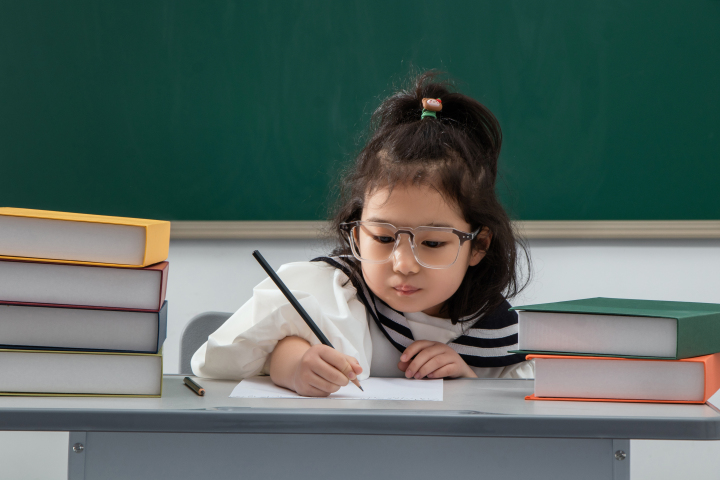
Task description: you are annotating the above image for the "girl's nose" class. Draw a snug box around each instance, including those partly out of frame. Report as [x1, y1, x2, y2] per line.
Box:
[392, 234, 420, 275]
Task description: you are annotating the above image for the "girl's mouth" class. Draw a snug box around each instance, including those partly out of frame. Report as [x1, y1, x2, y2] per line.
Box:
[393, 285, 420, 296]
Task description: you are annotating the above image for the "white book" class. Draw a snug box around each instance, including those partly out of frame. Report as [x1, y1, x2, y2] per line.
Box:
[0, 303, 167, 353]
[0, 259, 168, 311]
[518, 310, 678, 358]
[0, 208, 169, 267]
[0, 349, 162, 396]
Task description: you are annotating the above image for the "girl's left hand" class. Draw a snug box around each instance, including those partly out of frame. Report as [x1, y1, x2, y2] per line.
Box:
[398, 341, 477, 379]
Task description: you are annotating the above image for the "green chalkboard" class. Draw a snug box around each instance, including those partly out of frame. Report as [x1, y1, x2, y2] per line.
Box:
[1, 1, 719, 221]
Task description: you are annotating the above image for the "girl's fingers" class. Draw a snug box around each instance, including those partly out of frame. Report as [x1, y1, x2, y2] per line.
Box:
[415, 354, 456, 379]
[294, 345, 362, 396]
[404, 345, 447, 378]
[426, 364, 456, 379]
[343, 355, 363, 377]
[300, 383, 331, 397]
[307, 372, 342, 394]
[349, 359, 363, 375]
[314, 347, 358, 385]
[400, 340, 436, 362]
[313, 359, 351, 386]
[339, 362, 357, 381]
[400, 341, 437, 374]
[413, 352, 455, 379]
[397, 360, 409, 372]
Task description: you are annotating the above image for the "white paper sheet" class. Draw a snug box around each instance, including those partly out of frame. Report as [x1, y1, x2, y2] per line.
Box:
[230, 376, 443, 401]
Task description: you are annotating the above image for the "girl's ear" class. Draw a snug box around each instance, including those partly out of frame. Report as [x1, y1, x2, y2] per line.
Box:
[469, 227, 492, 267]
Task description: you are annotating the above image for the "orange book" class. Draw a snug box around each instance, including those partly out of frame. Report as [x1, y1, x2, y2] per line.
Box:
[0, 208, 170, 268]
[526, 352, 720, 404]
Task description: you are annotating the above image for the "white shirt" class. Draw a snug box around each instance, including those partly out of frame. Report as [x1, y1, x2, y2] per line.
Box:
[191, 261, 534, 380]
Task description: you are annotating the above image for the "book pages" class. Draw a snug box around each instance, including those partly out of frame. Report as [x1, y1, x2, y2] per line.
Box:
[0, 215, 145, 265]
[519, 311, 677, 357]
[535, 357, 705, 401]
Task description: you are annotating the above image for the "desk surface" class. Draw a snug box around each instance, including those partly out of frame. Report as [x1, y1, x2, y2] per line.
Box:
[0, 376, 718, 440]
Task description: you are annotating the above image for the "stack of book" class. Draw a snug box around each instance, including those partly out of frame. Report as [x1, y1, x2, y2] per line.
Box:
[511, 297, 720, 404]
[0, 208, 170, 397]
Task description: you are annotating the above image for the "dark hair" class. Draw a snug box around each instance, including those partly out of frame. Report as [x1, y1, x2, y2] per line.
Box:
[329, 71, 529, 324]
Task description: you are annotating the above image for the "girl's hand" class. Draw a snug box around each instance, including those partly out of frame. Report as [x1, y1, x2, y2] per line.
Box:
[398, 340, 477, 379]
[292, 344, 363, 397]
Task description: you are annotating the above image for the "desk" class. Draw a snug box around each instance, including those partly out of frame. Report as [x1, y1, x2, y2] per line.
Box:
[0, 376, 718, 480]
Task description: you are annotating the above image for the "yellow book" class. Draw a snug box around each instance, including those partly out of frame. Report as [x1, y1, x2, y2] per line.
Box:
[0, 208, 170, 268]
[0, 348, 163, 397]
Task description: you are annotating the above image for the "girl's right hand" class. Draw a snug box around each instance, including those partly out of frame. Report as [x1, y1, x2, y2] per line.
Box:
[291, 344, 363, 397]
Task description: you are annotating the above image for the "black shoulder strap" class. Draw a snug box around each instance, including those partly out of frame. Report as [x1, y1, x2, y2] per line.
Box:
[449, 300, 527, 368]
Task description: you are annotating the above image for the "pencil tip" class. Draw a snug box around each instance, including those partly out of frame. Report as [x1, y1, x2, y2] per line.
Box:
[358, 385, 364, 392]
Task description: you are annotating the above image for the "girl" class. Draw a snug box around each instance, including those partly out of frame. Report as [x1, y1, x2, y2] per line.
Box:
[191, 72, 532, 396]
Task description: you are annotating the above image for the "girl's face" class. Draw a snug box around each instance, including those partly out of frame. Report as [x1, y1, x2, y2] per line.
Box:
[359, 184, 489, 317]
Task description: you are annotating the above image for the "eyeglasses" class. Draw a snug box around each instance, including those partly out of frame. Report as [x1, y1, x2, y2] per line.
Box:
[339, 221, 481, 269]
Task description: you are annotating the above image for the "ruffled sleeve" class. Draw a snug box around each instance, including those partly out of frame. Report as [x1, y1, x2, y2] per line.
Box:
[191, 261, 372, 381]
[498, 359, 535, 379]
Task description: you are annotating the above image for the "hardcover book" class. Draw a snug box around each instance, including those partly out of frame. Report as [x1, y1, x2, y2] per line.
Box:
[0, 348, 163, 397]
[511, 298, 720, 359]
[0, 259, 168, 311]
[527, 353, 720, 404]
[0, 208, 170, 267]
[0, 301, 167, 353]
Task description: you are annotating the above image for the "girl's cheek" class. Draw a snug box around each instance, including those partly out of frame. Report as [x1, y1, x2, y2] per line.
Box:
[361, 263, 387, 293]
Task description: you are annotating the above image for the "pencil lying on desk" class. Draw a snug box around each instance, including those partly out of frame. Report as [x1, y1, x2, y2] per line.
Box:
[183, 376, 205, 396]
[252, 250, 363, 391]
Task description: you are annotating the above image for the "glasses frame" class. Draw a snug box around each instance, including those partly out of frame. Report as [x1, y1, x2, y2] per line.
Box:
[339, 221, 482, 269]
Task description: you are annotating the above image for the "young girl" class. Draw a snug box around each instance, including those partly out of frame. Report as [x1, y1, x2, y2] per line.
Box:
[191, 72, 532, 396]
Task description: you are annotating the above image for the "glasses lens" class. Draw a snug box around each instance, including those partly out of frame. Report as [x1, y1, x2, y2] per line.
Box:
[414, 229, 462, 267]
[353, 223, 396, 262]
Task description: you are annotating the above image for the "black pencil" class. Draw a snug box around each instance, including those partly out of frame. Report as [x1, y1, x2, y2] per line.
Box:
[252, 250, 363, 391]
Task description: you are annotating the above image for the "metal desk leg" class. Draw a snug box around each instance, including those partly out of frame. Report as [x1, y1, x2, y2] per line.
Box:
[613, 439, 631, 480]
[68, 431, 87, 480]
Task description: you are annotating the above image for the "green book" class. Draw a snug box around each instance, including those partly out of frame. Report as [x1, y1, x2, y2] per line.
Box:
[510, 298, 720, 360]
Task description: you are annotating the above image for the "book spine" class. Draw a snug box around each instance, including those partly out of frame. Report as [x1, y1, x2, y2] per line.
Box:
[156, 301, 168, 354]
[143, 222, 171, 266]
[677, 313, 720, 359]
[158, 263, 169, 309]
[702, 352, 720, 401]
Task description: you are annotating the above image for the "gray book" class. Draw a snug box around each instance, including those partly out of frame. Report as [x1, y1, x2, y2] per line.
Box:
[0, 301, 167, 354]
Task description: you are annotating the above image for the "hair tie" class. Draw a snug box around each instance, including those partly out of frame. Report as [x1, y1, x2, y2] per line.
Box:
[421, 98, 442, 119]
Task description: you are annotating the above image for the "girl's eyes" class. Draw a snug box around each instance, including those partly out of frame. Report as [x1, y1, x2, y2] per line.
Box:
[421, 241, 447, 248]
[369, 234, 448, 248]
[373, 235, 395, 244]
